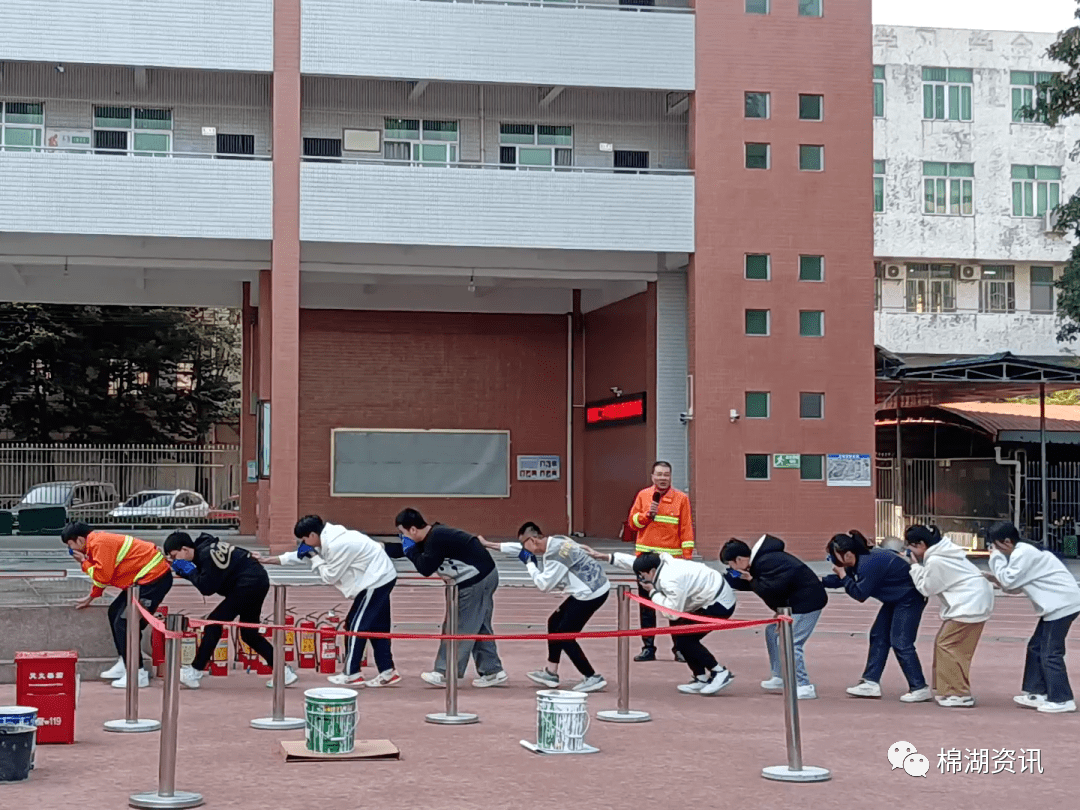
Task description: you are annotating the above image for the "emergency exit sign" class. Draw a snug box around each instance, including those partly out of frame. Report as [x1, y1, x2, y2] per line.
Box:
[773, 454, 801, 469]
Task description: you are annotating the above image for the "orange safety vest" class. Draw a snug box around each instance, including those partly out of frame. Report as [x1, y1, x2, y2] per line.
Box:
[82, 531, 170, 598]
[627, 486, 695, 559]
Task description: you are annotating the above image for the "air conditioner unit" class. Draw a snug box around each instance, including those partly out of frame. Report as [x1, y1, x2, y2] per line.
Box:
[960, 264, 979, 281]
[1045, 209, 1065, 234]
[885, 264, 903, 279]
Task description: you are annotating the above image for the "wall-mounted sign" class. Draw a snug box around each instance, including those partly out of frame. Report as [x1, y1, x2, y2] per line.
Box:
[517, 455, 561, 481]
[246, 460, 258, 484]
[45, 129, 91, 151]
[827, 454, 872, 487]
[257, 401, 271, 479]
[585, 393, 647, 430]
[773, 454, 801, 469]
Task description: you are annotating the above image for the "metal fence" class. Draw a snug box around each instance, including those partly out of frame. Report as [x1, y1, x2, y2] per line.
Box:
[1024, 460, 1080, 554]
[0, 443, 240, 530]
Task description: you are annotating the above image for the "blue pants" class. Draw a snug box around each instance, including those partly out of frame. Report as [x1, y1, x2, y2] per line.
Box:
[766, 609, 822, 686]
[343, 580, 395, 675]
[1022, 611, 1078, 704]
[862, 592, 927, 690]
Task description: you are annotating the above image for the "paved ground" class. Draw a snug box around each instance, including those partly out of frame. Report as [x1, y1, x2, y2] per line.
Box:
[2, 588, 1077, 808]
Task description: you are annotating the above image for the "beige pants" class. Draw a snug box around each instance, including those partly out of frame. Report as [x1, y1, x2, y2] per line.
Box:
[933, 619, 985, 697]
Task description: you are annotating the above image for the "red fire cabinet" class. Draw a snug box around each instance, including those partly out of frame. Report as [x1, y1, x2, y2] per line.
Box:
[15, 651, 78, 744]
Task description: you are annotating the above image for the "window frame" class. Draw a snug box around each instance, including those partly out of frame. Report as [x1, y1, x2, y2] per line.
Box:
[384, 118, 459, 166]
[922, 161, 974, 217]
[93, 106, 173, 157]
[1011, 165, 1061, 218]
[798, 94, 824, 121]
[921, 67, 973, 122]
[745, 92, 770, 120]
[745, 309, 771, 336]
[1030, 266, 1056, 314]
[1010, 71, 1054, 123]
[745, 454, 771, 481]
[799, 255, 824, 282]
[978, 265, 1016, 314]
[799, 310, 825, 337]
[799, 392, 825, 420]
[1, 101, 45, 152]
[873, 159, 886, 213]
[800, 454, 825, 481]
[745, 254, 771, 281]
[798, 0, 823, 17]
[745, 392, 771, 419]
[745, 0, 769, 14]
[745, 142, 770, 170]
[499, 123, 573, 170]
[799, 144, 824, 172]
[905, 263, 958, 313]
[873, 66, 885, 118]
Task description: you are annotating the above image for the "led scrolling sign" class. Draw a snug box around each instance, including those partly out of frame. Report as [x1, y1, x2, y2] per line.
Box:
[585, 392, 647, 430]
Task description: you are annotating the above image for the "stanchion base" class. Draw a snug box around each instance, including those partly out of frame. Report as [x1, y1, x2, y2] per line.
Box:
[250, 717, 305, 730]
[425, 712, 479, 725]
[596, 709, 651, 724]
[129, 789, 204, 809]
[761, 765, 831, 783]
[104, 718, 161, 733]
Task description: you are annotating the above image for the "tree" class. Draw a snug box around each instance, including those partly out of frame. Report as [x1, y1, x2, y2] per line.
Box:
[0, 305, 239, 443]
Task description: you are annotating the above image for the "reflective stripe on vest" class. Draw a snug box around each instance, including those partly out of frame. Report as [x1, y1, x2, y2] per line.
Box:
[134, 553, 165, 584]
[114, 536, 135, 565]
[85, 566, 105, 589]
[681, 540, 695, 548]
[635, 543, 682, 555]
[653, 515, 679, 525]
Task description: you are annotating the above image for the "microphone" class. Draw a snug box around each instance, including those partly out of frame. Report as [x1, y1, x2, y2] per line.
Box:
[652, 490, 662, 504]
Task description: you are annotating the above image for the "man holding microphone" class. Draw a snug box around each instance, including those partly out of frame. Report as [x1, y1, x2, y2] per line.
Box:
[625, 461, 694, 662]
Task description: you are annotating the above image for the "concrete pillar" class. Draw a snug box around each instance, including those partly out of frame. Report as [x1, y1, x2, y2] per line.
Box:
[257, 270, 272, 543]
[571, 289, 586, 533]
[240, 282, 257, 535]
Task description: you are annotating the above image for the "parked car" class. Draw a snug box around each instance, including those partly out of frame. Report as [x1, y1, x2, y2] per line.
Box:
[10, 481, 119, 522]
[108, 489, 210, 521]
[208, 496, 239, 521]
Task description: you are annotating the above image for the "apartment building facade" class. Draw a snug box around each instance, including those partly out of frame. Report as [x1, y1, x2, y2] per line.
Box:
[0, 0, 875, 556]
[873, 25, 1080, 362]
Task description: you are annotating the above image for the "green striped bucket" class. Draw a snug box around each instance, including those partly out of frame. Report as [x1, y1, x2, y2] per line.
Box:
[304, 688, 358, 755]
[535, 690, 590, 753]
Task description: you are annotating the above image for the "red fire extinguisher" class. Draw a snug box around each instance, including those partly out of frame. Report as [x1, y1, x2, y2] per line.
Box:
[255, 621, 273, 675]
[318, 611, 340, 674]
[151, 605, 168, 677]
[209, 626, 229, 676]
[284, 615, 296, 665]
[298, 618, 317, 670]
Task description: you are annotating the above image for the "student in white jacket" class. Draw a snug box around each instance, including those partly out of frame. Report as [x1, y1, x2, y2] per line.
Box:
[258, 515, 400, 687]
[986, 521, 1080, 714]
[483, 522, 609, 693]
[589, 548, 737, 695]
[904, 525, 994, 708]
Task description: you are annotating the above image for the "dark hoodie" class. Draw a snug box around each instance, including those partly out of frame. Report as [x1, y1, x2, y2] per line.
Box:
[187, 533, 267, 597]
[821, 546, 922, 604]
[730, 534, 828, 614]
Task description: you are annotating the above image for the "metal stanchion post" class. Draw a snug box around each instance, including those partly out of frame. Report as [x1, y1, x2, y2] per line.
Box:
[426, 580, 478, 725]
[251, 584, 304, 730]
[597, 584, 650, 723]
[762, 608, 830, 782]
[105, 584, 161, 733]
[130, 614, 204, 809]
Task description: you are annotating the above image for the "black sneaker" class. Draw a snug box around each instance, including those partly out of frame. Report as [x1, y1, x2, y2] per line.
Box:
[634, 647, 657, 662]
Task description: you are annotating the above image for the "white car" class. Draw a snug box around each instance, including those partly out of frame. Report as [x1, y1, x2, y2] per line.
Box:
[108, 490, 210, 520]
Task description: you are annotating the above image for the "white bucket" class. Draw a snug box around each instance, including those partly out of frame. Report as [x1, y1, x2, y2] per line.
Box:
[0, 706, 38, 772]
[535, 690, 590, 754]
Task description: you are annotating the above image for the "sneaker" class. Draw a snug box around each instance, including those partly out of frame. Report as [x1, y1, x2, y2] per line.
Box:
[1037, 699, 1077, 714]
[421, 671, 446, 688]
[266, 665, 299, 689]
[700, 666, 735, 695]
[100, 658, 126, 680]
[761, 676, 784, 692]
[571, 674, 607, 693]
[677, 678, 709, 694]
[900, 687, 933, 703]
[526, 669, 561, 689]
[634, 647, 657, 663]
[797, 684, 818, 700]
[111, 669, 149, 689]
[179, 666, 206, 690]
[365, 669, 401, 688]
[472, 670, 509, 688]
[1013, 692, 1047, 709]
[327, 672, 365, 686]
[936, 695, 975, 708]
[846, 680, 882, 698]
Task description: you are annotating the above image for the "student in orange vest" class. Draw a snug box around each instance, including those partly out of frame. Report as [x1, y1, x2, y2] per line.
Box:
[625, 461, 694, 662]
[63, 521, 173, 689]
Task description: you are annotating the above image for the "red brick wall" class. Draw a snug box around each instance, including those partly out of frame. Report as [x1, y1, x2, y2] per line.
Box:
[582, 291, 655, 537]
[297, 309, 569, 539]
[691, 3, 876, 559]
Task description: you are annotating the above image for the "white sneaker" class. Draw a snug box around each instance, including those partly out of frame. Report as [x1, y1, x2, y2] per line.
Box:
[1013, 692, 1047, 709]
[266, 665, 299, 689]
[761, 676, 784, 691]
[936, 695, 975, 708]
[364, 669, 402, 688]
[797, 684, 818, 700]
[846, 680, 882, 698]
[571, 674, 607, 693]
[111, 669, 149, 689]
[421, 671, 446, 688]
[900, 686, 933, 703]
[472, 670, 509, 688]
[100, 658, 126, 680]
[1037, 699, 1077, 714]
[327, 672, 365, 686]
[677, 678, 708, 694]
[526, 669, 560, 689]
[700, 667, 735, 695]
[179, 666, 206, 690]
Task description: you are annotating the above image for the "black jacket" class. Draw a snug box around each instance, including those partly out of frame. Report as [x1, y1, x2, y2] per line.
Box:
[392, 524, 496, 589]
[188, 533, 267, 597]
[730, 534, 828, 614]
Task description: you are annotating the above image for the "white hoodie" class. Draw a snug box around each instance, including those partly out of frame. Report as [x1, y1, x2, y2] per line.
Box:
[280, 523, 396, 598]
[907, 537, 994, 623]
[499, 536, 610, 601]
[611, 552, 735, 615]
[989, 543, 1080, 622]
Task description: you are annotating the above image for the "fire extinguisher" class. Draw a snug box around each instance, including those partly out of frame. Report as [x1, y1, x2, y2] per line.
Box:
[152, 605, 168, 677]
[284, 615, 296, 665]
[318, 611, 339, 674]
[255, 621, 273, 675]
[180, 616, 196, 668]
[209, 626, 229, 676]
[298, 618, 317, 670]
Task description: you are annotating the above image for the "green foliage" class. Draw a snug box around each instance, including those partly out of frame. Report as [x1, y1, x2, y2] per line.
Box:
[0, 305, 239, 443]
[1009, 389, 1080, 406]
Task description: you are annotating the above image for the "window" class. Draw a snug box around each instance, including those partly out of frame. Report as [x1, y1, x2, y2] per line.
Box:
[800, 455, 824, 481]
[979, 266, 1016, 314]
[745, 254, 770, 280]
[1031, 266, 1055, 314]
[799, 256, 824, 282]
[799, 145, 824, 171]
[745, 392, 770, 419]
[745, 454, 770, 480]
[799, 311, 824, 337]
[874, 262, 884, 311]
[1011, 71, 1054, 122]
[745, 143, 770, 169]
[384, 119, 458, 165]
[499, 124, 572, 169]
[216, 134, 255, 158]
[905, 263, 957, 313]
[614, 150, 649, 173]
[873, 66, 885, 117]
[1, 101, 44, 151]
[303, 137, 343, 160]
[799, 392, 824, 419]
[745, 309, 770, 335]
[176, 362, 195, 393]
[873, 159, 886, 213]
[799, 95, 823, 121]
[745, 92, 770, 119]
[922, 67, 973, 121]
[1011, 165, 1060, 218]
[798, 0, 822, 16]
[93, 107, 172, 156]
[923, 162, 974, 216]
[746, 0, 769, 13]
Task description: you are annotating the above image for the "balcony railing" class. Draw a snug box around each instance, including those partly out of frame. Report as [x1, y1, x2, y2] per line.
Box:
[402, 0, 693, 12]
